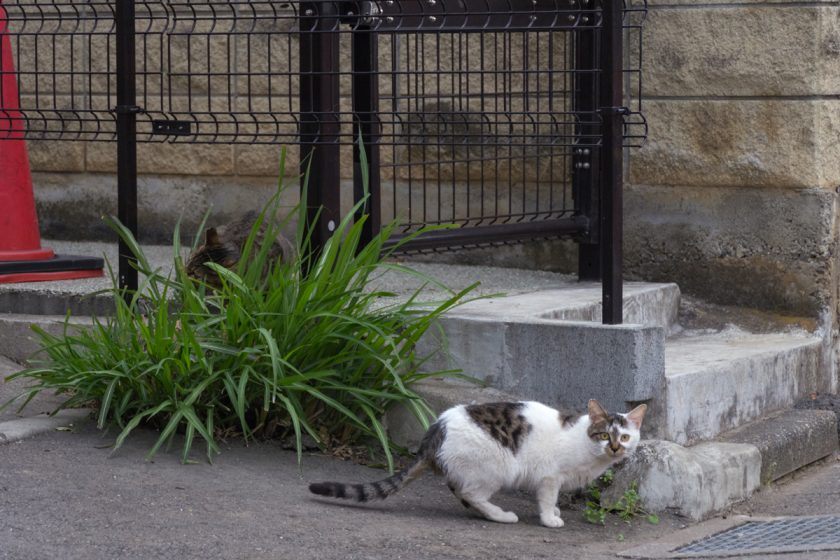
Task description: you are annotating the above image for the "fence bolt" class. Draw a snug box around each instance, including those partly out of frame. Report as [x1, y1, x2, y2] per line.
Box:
[386, 16, 394, 22]
[575, 162, 590, 170]
[581, 16, 589, 23]
[304, 8, 313, 16]
[428, 15, 437, 22]
[568, 15, 575, 21]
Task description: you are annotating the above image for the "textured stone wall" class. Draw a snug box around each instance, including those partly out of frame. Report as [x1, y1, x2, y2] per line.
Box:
[623, 0, 840, 318]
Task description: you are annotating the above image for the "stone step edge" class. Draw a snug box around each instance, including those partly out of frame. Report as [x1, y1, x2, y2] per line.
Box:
[717, 408, 838, 484]
[660, 335, 824, 445]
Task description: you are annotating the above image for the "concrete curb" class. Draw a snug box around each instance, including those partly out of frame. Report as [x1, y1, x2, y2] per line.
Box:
[719, 408, 838, 484]
[0, 408, 92, 445]
[604, 439, 762, 522]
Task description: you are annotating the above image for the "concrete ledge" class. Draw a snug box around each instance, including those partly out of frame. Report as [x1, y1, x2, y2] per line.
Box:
[0, 289, 113, 317]
[0, 408, 91, 445]
[719, 409, 838, 483]
[603, 440, 762, 521]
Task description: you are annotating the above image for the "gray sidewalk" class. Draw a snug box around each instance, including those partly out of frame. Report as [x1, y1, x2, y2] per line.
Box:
[0, 405, 681, 560]
[2, 352, 839, 560]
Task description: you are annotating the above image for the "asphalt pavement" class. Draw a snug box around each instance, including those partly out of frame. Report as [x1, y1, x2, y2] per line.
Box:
[2, 355, 839, 560]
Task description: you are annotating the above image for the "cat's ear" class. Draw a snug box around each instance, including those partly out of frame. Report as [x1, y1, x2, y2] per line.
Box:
[587, 399, 608, 421]
[625, 404, 648, 429]
[204, 227, 220, 246]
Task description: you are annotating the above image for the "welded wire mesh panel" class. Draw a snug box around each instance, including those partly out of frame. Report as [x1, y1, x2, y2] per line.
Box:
[0, 1, 117, 141]
[0, 0, 646, 259]
[0, 0, 307, 144]
[370, 1, 592, 238]
[376, 29, 580, 231]
[135, 1, 302, 144]
[623, 0, 646, 147]
[367, 0, 646, 240]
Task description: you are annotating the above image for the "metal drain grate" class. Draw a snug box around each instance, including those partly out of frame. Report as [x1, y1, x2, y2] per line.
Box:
[676, 515, 840, 555]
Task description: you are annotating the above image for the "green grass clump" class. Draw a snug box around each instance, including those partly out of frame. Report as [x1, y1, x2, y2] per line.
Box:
[3, 148, 477, 469]
[583, 469, 660, 526]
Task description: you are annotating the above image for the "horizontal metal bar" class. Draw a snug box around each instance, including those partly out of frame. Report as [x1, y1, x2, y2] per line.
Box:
[385, 217, 588, 252]
[354, 0, 602, 33]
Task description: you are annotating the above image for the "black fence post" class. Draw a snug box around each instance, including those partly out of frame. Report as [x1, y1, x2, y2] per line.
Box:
[599, 0, 624, 324]
[300, 2, 342, 257]
[115, 0, 138, 295]
[573, 21, 600, 282]
[351, 25, 380, 247]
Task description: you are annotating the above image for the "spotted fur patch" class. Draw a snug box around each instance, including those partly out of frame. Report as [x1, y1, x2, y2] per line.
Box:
[466, 402, 531, 454]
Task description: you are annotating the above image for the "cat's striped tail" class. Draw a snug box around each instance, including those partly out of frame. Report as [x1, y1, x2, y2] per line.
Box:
[308, 458, 427, 502]
[308, 420, 446, 502]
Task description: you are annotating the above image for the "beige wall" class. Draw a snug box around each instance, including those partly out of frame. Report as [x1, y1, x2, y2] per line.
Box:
[618, 0, 840, 320]
[630, 1, 840, 190]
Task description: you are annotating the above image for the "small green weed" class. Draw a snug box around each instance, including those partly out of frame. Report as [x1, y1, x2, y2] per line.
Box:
[583, 469, 660, 526]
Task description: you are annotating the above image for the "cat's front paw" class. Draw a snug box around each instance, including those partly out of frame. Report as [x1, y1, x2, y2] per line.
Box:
[493, 511, 519, 524]
[540, 514, 565, 528]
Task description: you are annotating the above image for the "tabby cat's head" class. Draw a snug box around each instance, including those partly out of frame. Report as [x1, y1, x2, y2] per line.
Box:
[586, 400, 646, 459]
[185, 227, 240, 288]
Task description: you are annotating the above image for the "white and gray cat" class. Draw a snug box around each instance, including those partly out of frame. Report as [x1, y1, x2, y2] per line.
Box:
[309, 399, 647, 528]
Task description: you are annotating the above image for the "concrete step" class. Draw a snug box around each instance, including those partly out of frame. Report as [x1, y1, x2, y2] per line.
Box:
[718, 408, 838, 484]
[414, 281, 678, 422]
[662, 330, 823, 445]
[449, 281, 680, 333]
[0, 239, 179, 316]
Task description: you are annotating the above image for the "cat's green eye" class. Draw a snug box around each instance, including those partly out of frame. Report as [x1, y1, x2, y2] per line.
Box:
[620, 434, 630, 442]
[598, 433, 610, 441]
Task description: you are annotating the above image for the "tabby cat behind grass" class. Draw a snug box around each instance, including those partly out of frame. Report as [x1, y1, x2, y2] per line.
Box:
[186, 211, 295, 288]
[309, 399, 646, 528]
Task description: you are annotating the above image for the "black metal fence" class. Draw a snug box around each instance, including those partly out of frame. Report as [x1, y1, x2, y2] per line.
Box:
[0, 0, 646, 323]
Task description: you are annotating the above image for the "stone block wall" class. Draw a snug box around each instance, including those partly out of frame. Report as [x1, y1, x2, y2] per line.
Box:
[624, 0, 840, 318]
